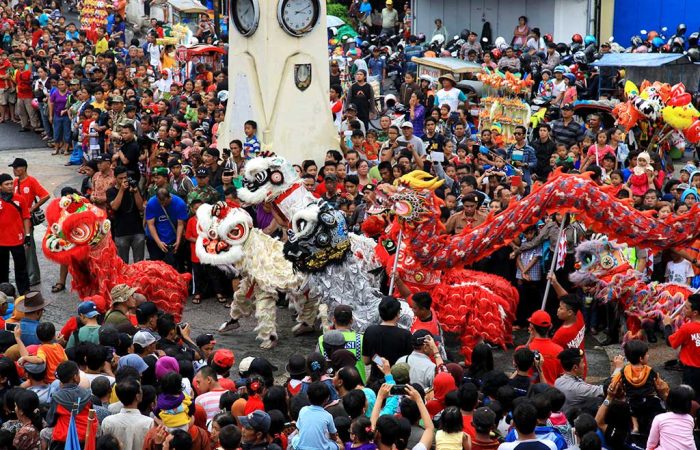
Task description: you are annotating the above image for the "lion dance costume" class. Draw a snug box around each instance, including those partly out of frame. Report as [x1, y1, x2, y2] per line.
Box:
[42, 194, 191, 320]
[195, 202, 305, 349]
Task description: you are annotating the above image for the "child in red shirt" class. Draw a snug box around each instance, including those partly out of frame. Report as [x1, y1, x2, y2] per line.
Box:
[185, 198, 204, 304]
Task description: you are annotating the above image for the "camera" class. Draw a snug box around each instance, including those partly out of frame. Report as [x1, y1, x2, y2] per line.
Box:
[390, 385, 407, 395]
[128, 177, 137, 189]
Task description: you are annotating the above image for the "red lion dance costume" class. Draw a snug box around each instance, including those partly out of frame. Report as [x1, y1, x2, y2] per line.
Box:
[375, 170, 700, 361]
[42, 194, 191, 320]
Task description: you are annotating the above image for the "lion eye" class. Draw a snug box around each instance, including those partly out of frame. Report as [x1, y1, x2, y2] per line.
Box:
[254, 172, 266, 182]
[227, 224, 246, 241]
[295, 219, 307, 232]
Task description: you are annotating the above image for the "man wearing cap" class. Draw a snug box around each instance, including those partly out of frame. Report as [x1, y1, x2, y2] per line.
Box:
[147, 167, 175, 200]
[169, 158, 195, 199]
[380, 0, 398, 35]
[238, 410, 279, 450]
[551, 104, 584, 148]
[67, 301, 102, 348]
[133, 330, 160, 386]
[90, 154, 116, 208]
[145, 188, 188, 268]
[396, 330, 442, 389]
[188, 168, 220, 207]
[0, 172, 31, 294]
[317, 305, 367, 383]
[398, 121, 426, 157]
[339, 104, 366, 135]
[10, 158, 50, 287]
[108, 166, 146, 263]
[526, 310, 563, 385]
[104, 284, 138, 332]
[434, 74, 467, 114]
[346, 69, 376, 129]
[108, 95, 127, 140]
[444, 192, 485, 235]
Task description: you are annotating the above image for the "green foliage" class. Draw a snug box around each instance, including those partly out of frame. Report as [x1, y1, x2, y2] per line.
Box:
[327, 2, 350, 24]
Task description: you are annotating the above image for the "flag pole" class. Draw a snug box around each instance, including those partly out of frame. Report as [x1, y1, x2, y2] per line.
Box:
[541, 213, 568, 310]
[388, 229, 403, 295]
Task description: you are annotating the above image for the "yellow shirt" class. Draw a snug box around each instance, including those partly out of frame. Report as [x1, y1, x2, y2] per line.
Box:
[92, 100, 107, 111]
[95, 38, 109, 55]
[158, 393, 192, 429]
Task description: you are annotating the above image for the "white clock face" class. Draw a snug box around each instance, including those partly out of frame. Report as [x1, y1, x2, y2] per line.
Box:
[232, 0, 259, 36]
[278, 0, 319, 37]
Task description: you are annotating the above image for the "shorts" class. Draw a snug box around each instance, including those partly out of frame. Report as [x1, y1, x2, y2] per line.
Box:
[7, 88, 16, 104]
[0, 89, 7, 106]
[53, 115, 72, 144]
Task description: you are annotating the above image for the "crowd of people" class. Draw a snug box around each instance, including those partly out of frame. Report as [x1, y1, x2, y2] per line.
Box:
[0, 0, 699, 450]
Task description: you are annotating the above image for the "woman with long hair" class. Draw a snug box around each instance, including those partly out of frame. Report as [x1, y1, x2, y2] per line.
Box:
[12, 390, 41, 450]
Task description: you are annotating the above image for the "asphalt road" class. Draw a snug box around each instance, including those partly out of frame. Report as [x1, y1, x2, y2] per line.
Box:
[0, 144, 683, 387]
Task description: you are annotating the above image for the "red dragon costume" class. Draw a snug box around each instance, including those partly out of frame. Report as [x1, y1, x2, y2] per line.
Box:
[42, 194, 191, 320]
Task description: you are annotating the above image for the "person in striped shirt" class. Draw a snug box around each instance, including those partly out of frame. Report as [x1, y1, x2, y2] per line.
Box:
[194, 365, 227, 420]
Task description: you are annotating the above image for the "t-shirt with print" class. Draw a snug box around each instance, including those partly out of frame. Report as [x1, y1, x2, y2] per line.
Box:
[13, 176, 49, 210]
[37, 342, 68, 383]
[666, 259, 694, 284]
[498, 439, 557, 450]
[669, 321, 700, 367]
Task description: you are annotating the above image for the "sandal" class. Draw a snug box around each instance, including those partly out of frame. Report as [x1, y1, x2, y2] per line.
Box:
[216, 295, 228, 304]
[51, 283, 65, 293]
[192, 295, 202, 305]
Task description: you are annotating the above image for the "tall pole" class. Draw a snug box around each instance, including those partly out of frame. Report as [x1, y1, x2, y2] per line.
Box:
[388, 229, 403, 295]
[541, 214, 567, 310]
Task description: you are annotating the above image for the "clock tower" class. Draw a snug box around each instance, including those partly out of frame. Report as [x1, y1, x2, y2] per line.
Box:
[220, 0, 338, 162]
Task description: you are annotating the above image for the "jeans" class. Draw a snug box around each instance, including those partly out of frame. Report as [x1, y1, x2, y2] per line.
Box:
[38, 102, 50, 134]
[146, 237, 177, 269]
[0, 245, 29, 295]
[114, 234, 146, 263]
[52, 115, 71, 143]
[24, 230, 40, 285]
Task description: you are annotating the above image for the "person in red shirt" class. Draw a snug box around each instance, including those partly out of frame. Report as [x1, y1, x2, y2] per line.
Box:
[665, 294, 700, 399]
[13, 57, 41, 131]
[0, 172, 30, 294]
[553, 295, 587, 375]
[526, 310, 564, 385]
[410, 292, 445, 351]
[0, 51, 13, 122]
[185, 198, 205, 304]
[459, 382, 479, 439]
[11, 158, 50, 287]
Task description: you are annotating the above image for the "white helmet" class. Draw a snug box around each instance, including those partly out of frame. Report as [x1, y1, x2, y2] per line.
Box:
[430, 34, 445, 45]
[495, 36, 507, 50]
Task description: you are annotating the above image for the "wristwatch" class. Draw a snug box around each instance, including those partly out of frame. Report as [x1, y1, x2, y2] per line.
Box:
[603, 399, 610, 407]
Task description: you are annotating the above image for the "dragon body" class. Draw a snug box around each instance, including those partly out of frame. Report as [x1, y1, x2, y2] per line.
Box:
[569, 238, 691, 328]
[195, 202, 306, 348]
[42, 194, 191, 320]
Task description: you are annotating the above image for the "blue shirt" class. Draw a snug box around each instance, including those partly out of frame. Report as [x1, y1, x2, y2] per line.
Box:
[145, 195, 188, 244]
[292, 405, 338, 450]
[359, 2, 372, 15]
[20, 318, 41, 346]
[367, 57, 386, 78]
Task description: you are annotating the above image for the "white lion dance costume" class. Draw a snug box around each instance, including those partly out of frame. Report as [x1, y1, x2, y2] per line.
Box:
[195, 202, 304, 348]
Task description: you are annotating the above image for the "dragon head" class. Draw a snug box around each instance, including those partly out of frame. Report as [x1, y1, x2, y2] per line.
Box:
[42, 194, 112, 265]
[195, 202, 253, 266]
[237, 155, 300, 204]
[283, 201, 351, 272]
[569, 236, 629, 286]
[373, 171, 444, 223]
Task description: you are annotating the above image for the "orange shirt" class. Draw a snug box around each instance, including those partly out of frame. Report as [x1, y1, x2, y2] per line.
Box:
[37, 342, 68, 383]
[669, 321, 700, 368]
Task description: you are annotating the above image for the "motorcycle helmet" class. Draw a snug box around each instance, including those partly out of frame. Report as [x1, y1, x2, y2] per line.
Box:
[573, 51, 587, 65]
[360, 40, 369, 50]
[430, 34, 445, 46]
[677, 24, 687, 36]
[544, 33, 553, 43]
[441, 49, 451, 57]
[633, 45, 649, 53]
[689, 32, 699, 48]
[384, 94, 397, 107]
[563, 73, 576, 84]
[460, 29, 470, 40]
[630, 35, 643, 47]
[417, 33, 426, 43]
[553, 65, 568, 74]
[490, 48, 502, 60]
[584, 35, 596, 46]
[556, 43, 570, 55]
[571, 33, 583, 44]
[651, 36, 664, 48]
[368, 44, 377, 53]
[646, 30, 659, 41]
[688, 47, 700, 62]
[661, 44, 671, 53]
[494, 36, 507, 50]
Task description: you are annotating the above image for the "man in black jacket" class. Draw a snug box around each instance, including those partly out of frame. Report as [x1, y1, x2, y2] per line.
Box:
[531, 124, 557, 179]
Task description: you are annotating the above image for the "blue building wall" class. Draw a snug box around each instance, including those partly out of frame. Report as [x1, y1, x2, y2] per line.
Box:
[613, 0, 700, 48]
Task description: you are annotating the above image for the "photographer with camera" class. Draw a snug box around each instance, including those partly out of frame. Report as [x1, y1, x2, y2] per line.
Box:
[524, 310, 564, 386]
[108, 167, 145, 264]
[395, 329, 443, 390]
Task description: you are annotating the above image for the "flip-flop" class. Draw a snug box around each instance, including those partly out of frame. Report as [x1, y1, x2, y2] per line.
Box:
[192, 295, 202, 304]
[51, 283, 65, 293]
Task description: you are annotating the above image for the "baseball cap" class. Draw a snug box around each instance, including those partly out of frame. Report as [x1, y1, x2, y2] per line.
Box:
[676, 183, 691, 191]
[362, 184, 376, 193]
[94, 153, 111, 162]
[151, 167, 169, 177]
[346, 103, 358, 112]
[110, 284, 137, 304]
[78, 301, 100, 318]
[195, 333, 216, 348]
[324, 174, 337, 183]
[238, 356, 255, 376]
[238, 410, 272, 433]
[249, 357, 278, 379]
[133, 330, 158, 347]
[204, 148, 220, 158]
[528, 310, 552, 327]
[23, 361, 46, 374]
[110, 95, 124, 103]
[561, 103, 574, 111]
[195, 167, 211, 178]
[401, 121, 414, 128]
[322, 330, 346, 347]
[8, 158, 27, 168]
[411, 329, 432, 347]
[136, 301, 159, 322]
[391, 362, 410, 384]
[118, 354, 148, 374]
[473, 407, 497, 431]
[168, 158, 183, 168]
[213, 349, 235, 369]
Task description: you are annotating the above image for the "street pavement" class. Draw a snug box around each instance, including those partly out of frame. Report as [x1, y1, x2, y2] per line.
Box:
[0, 142, 682, 386]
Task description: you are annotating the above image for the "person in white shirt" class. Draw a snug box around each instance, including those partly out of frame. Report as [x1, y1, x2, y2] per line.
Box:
[666, 253, 694, 285]
[101, 378, 155, 450]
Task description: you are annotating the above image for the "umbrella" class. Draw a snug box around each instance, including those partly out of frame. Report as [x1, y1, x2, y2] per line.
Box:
[327, 15, 345, 28]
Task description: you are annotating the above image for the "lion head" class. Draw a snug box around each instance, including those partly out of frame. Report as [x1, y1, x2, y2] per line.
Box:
[195, 202, 253, 266]
[237, 156, 300, 205]
[569, 236, 629, 287]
